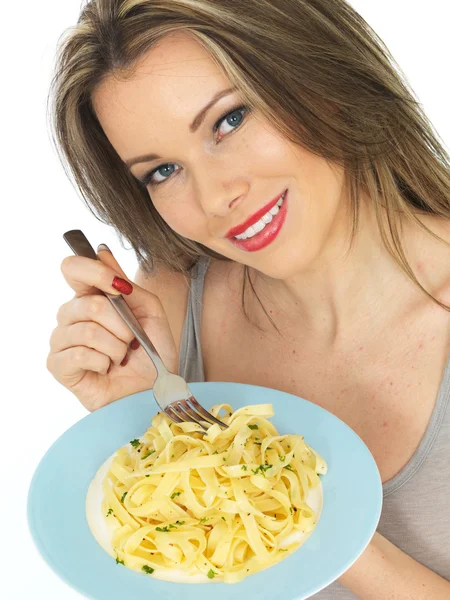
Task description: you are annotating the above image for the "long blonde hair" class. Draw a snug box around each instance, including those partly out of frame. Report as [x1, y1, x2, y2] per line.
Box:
[50, 0, 450, 318]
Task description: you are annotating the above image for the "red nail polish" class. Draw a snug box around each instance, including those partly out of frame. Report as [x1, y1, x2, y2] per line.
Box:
[121, 356, 129, 367]
[130, 338, 140, 351]
[112, 277, 133, 295]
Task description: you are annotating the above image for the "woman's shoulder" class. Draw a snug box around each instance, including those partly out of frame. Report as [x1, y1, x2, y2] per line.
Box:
[418, 215, 450, 305]
[134, 262, 191, 353]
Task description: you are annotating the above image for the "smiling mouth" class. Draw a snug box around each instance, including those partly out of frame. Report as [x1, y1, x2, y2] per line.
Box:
[224, 190, 287, 239]
[225, 190, 288, 253]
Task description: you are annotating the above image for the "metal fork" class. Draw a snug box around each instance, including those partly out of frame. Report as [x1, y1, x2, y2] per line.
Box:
[63, 230, 228, 431]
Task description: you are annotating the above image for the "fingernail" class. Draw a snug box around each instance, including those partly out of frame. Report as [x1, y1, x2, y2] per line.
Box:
[120, 356, 129, 367]
[130, 338, 140, 351]
[112, 276, 133, 295]
[97, 243, 111, 253]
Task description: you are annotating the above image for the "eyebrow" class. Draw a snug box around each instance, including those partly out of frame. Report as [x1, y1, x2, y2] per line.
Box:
[125, 86, 237, 169]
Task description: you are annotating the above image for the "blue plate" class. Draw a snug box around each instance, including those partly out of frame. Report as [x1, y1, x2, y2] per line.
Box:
[28, 382, 382, 599]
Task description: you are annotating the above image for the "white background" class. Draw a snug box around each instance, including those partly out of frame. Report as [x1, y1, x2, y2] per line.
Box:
[1, 1, 449, 598]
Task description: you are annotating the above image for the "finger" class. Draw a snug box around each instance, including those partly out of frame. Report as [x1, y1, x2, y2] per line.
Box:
[47, 346, 111, 385]
[50, 322, 128, 367]
[96, 244, 165, 316]
[61, 255, 133, 298]
[97, 243, 128, 278]
[56, 295, 134, 343]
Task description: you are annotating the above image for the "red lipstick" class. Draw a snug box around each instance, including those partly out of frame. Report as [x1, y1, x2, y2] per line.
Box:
[227, 190, 288, 253]
[225, 190, 286, 239]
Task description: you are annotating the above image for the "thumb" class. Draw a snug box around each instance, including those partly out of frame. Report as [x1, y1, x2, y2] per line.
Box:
[97, 243, 128, 279]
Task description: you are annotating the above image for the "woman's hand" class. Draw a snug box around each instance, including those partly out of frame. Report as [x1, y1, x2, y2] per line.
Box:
[47, 245, 178, 411]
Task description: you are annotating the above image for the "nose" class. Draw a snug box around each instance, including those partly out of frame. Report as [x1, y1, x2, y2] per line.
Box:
[192, 157, 249, 218]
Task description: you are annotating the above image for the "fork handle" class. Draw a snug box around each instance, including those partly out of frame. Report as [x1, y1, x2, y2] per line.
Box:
[63, 229, 167, 377]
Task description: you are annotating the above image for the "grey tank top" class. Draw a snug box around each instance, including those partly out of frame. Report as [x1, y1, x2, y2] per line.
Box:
[178, 257, 450, 597]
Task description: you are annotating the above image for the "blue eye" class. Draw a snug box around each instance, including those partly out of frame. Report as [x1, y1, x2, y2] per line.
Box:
[148, 164, 179, 185]
[141, 104, 249, 187]
[214, 106, 247, 137]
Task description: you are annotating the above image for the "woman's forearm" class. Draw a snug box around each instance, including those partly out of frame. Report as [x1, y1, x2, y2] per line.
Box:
[338, 532, 450, 599]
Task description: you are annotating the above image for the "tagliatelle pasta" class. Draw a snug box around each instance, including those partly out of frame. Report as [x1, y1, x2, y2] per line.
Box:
[100, 403, 327, 583]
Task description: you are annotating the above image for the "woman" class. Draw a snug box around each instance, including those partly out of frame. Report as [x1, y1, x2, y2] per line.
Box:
[46, 0, 450, 597]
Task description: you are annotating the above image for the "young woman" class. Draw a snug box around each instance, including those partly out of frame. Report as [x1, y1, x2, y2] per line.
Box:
[46, 1, 450, 597]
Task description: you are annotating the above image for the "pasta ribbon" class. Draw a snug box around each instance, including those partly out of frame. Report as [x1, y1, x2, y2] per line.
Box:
[101, 404, 327, 583]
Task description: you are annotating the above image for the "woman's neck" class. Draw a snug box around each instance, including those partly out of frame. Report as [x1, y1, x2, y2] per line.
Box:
[251, 205, 450, 346]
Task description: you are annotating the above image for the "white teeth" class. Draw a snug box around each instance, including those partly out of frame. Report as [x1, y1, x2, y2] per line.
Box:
[269, 205, 279, 216]
[234, 191, 286, 240]
[244, 225, 256, 238]
[252, 221, 265, 234]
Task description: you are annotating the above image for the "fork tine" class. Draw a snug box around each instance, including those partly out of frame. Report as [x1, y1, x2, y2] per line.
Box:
[163, 406, 184, 423]
[172, 402, 208, 431]
[187, 397, 228, 428]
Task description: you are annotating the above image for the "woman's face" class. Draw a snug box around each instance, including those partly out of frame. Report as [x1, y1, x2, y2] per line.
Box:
[93, 32, 347, 279]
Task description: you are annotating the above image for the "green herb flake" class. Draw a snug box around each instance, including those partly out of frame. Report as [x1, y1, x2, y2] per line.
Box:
[142, 565, 154, 574]
[106, 508, 113, 516]
[199, 517, 209, 524]
[213, 450, 218, 455]
[279, 455, 286, 462]
[248, 424, 259, 430]
[175, 520, 185, 526]
[251, 464, 272, 477]
[207, 569, 217, 579]
[171, 491, 181, 499]
[130, 439, 141, 448]
[155, 526, 170, 533]
[241, 465, 248, 471]
[221, 516, 226, 521]
[116, 556, 124, 565]
[289, 507, 293, 514]
[145, 474, 150, 478]
[120, 492, 127, 503]
[279, 548, 288, 552]
[284, 464, 295, 472]
[142, 449, 155, 460]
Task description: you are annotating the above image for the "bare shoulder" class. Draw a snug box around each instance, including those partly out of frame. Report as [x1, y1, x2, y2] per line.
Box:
[418, 215, 450, 304]
[134, 263, 190, 351]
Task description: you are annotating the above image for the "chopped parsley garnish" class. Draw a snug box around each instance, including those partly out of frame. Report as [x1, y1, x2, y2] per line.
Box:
[130, 439, 141, 448]
[120, 492, 127, 503]
[142, 449, 155, 459]
[221, 516, 226, 521]
[279, 548, 288, 552]
[213, 450, 218, 454]
[145, 474, 150, 477]
[106, 508, 113, 516]
[199, 517, 209, 524]
[116, 556, 124, 565]
[254, 442, 262, 446]
[155, 526, 170, 532]
[279, 455, 286, 462]
[142, 565, 154, 574]
[248, 424, 259, 430]
[167, 521, 185, 529]
[241, 465, 248, 471]
[289, 507, 293, 514]
[207, 569, 217, 579]
[171, 491, 181, 499]
[284, 464, 295, 472]
[252, 464, 272, 476]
